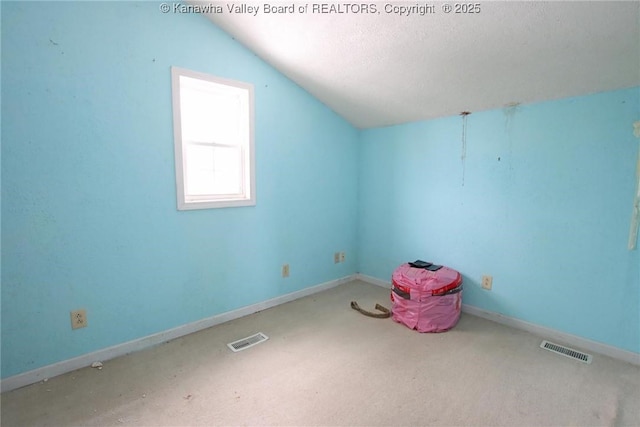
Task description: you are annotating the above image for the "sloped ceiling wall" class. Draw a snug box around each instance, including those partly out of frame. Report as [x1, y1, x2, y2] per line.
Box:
[203, 1, 640, 128]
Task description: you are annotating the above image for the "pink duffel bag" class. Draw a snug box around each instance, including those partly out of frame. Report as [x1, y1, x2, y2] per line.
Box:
[391, 261, 463, 332]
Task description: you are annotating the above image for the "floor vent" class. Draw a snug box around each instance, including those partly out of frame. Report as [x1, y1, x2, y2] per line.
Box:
[227, 332, 269, 352]
[540, 340, 592, 364]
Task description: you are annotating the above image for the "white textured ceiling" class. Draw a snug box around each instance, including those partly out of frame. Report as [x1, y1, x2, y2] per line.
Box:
[201, 1, 640, 129]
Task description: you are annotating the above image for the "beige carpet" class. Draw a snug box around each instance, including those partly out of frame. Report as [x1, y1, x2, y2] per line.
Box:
[2, 280, 639, 426]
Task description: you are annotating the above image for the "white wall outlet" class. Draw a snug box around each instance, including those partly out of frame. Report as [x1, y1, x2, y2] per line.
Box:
[282, 264, 290, 278]
[339, 252, 346, 263]
[71, 309, 87, 329]
[334, 252, 340, 264]
[481, 275, 493, 290]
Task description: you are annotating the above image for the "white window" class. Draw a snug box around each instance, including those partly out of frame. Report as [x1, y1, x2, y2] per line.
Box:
[171, 67, 255, 210]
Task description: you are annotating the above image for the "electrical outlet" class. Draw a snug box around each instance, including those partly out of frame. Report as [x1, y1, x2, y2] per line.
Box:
[481, 275, 493, 290]
[282, 264, 290, 278]
[339, 252, 346, 263]
[70, 309, 87, 330]
[334, 252, 340, 264]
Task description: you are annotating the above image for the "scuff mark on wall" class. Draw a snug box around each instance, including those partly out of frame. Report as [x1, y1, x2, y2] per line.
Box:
[503, 102, 520, 175]
[460, 111, 471, 186]
[629, 120, 640, 250]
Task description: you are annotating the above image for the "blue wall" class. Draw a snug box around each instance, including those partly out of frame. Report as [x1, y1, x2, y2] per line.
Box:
[2, 1, 638, 381]
[1, 1, 358, 378]
[358, 88, 640, 354]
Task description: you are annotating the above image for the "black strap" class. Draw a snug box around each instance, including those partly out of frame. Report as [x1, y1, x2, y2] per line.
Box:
[408, 260, 443, 271]
[409, 260, 432, 268]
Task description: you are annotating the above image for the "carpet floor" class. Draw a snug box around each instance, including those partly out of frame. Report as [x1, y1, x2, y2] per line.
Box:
[2, 280, 639, 426]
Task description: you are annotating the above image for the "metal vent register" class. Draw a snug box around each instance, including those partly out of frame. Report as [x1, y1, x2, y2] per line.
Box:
[227, 332, 269, 352]
[540, 340, 592, 364]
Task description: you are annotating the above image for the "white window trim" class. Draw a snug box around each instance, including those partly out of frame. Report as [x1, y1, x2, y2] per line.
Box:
[171, 66, 256, 210]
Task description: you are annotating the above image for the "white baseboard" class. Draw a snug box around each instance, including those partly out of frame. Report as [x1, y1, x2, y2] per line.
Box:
[356, 274, 640, 366]
[355, 273, 390, 289]
[0, 275, 356, 393]
[461, 304, 640, 366]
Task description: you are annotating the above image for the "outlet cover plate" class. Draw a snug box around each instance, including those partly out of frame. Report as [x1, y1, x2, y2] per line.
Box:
[71, 309, 87, 329]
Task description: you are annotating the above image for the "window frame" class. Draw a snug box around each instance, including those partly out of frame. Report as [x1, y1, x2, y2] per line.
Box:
[171, 66, 256, 210]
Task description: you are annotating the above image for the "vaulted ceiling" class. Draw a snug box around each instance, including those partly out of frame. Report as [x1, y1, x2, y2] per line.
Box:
[201, 1, 640, 129]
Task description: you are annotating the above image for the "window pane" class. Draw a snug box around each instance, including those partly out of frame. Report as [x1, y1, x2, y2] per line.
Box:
[185, 143, 215, 196]
[212, 145, 243, 195]
[179, 77, 244, 145]
[184, 143, 242, 197]
[172, 67, 255, 210]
